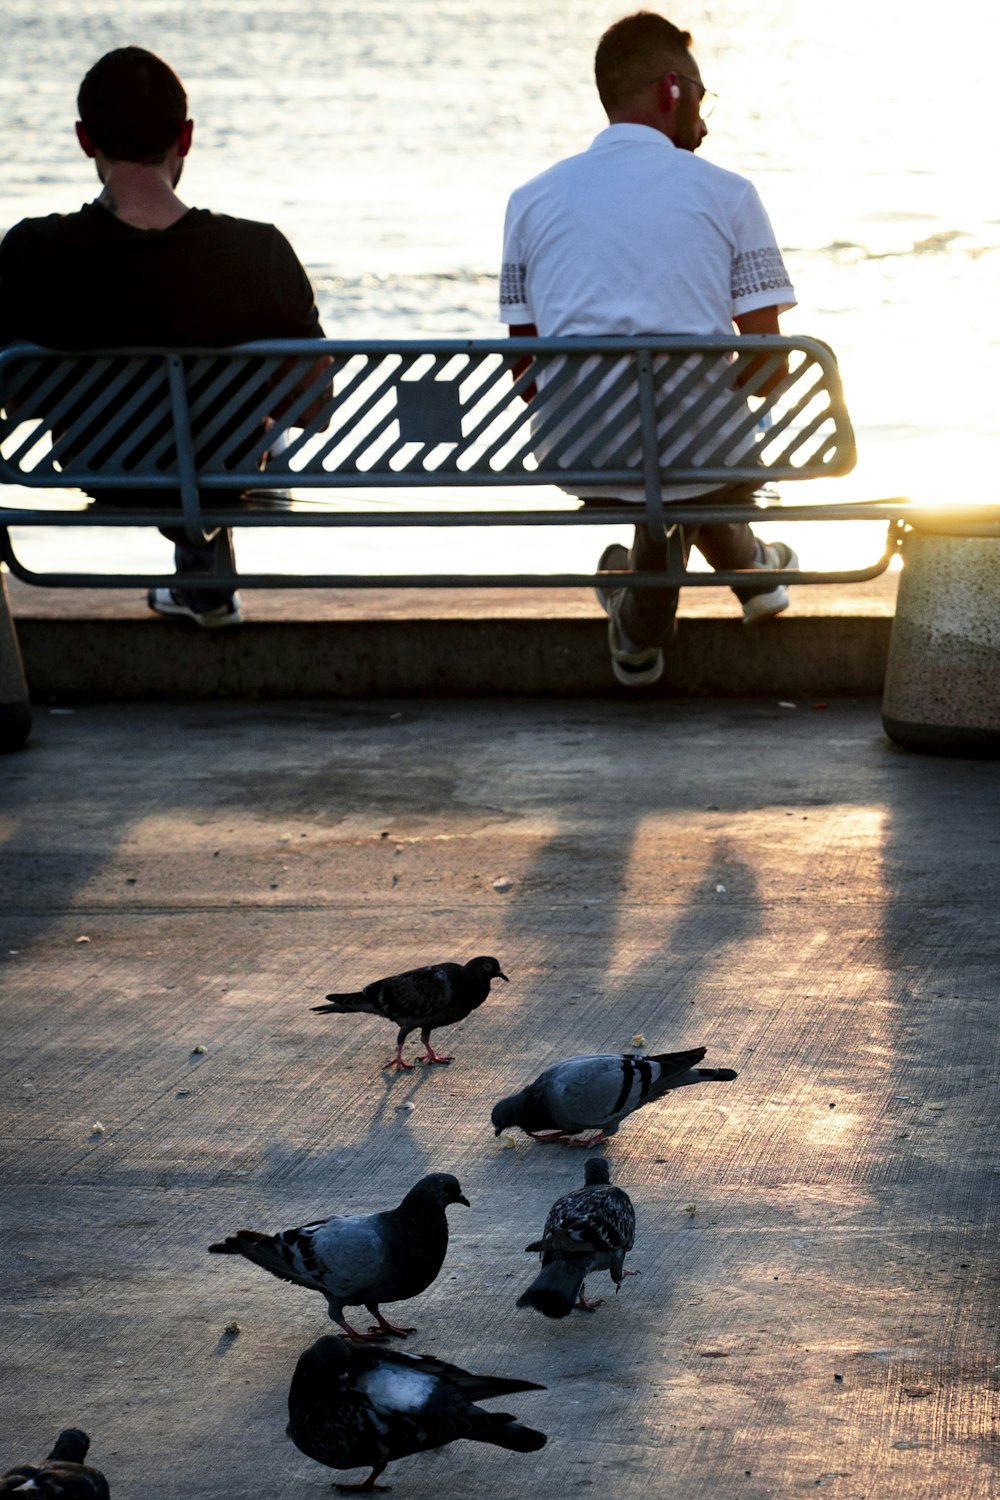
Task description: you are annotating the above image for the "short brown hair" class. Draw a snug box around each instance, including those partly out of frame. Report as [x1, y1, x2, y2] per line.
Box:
[595, 11, 693, 112]
[77, 46, 187, 164]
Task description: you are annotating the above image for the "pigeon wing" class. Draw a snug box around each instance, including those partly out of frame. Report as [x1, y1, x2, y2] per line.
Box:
[538, 1054, 647, 1132]
[307, 1212, 393, 1306]
[330, 963, 462, 1024]
[356, 1353, 543, 1461]
[352, 1344, 545, 1402]
[541, 1183, 635, 1256]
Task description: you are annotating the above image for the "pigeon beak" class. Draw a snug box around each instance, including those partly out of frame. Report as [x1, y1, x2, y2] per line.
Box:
[458, 1193, 470, 1207]
[498, 970, 509, 982]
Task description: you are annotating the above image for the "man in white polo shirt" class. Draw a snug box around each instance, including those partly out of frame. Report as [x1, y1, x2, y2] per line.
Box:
[500, 10, 799, 686]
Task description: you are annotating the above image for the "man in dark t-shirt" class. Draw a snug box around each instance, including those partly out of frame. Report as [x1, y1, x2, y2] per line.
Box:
[0, 45, 327, 626]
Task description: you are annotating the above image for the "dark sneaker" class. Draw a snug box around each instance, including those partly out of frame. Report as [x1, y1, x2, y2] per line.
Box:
[147, 588, 243, 628]
[741, 540, 799, 625]
[595, 543, 664, 687]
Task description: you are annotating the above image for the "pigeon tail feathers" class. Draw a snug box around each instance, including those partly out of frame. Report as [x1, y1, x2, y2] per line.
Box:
[207, 1229, 269, 1255]
[517, 1258, 585, 1318]
[311, 990, 376, 1015]
[473, 1417, 547, 1453]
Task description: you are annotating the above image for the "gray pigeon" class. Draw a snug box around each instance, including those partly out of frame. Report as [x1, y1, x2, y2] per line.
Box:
[0, 1429, 109, 1497]
[208, 1172, 469, 1340]
[287, 1334, 546, 1493]
[491, 1047, 738, 1145]
[312, 956, 509, 1071]
[517, 1157, 636, 1318]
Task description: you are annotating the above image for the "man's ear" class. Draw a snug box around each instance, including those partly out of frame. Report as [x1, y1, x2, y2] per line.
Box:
[75, 121, 97, 158]
[177, 119, 194, 158]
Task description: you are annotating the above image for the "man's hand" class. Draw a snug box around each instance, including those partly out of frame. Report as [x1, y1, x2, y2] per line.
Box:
[733, 306, 787, 395]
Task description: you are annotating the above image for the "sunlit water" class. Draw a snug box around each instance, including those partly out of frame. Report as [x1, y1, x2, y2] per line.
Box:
[3, 0, 999, 578]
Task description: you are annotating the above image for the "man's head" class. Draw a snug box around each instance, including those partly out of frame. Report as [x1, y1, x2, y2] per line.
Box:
[76, 46, 189, 165]
[595, 11, 708, 151]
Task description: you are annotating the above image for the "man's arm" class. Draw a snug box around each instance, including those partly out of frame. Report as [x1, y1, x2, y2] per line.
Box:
[272, 353, 333, 431]
[733, 305, 788, 395]
[507, 322, 538, 402]
[267, 228, 334, 429]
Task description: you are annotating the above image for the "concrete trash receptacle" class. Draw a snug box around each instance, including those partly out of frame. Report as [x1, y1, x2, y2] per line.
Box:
[882, 523, 1000, 756]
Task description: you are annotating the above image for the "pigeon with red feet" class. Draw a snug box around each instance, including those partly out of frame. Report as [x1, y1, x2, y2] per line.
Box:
[0, 1429, 109, 1497]
[208, 1173, 468, 1340]
[492, 1047, 737, 1145]
[517, 1157, 636, 1318]
[312, 956, 508, 1072]
[287, 1335, 546, 1494]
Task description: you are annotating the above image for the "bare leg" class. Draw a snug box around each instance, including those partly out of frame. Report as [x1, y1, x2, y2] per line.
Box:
[618, 483, 760, 647]
[575, 1283, 605, 1312]
[616, 521, 685, 649]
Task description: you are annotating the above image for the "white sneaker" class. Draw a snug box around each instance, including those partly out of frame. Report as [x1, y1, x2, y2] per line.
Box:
[147, 588, 243, 628]
[595, 544, 665, 686]
[741, 541, 799, 625]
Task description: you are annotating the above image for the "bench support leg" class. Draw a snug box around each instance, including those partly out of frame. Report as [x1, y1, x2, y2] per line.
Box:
[0, 566, 32, 753]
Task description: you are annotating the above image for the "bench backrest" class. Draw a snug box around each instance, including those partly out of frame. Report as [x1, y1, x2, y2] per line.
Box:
[0, 336, 855, 500]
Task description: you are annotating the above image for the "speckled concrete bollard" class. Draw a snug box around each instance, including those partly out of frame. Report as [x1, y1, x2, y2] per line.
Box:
[882, 529, 1000, 755]
[0, 567, 32, 752]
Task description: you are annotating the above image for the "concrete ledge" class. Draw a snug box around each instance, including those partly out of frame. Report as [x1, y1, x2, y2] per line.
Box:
[9, 575, 898, 700]
[13, 614, 890, 699]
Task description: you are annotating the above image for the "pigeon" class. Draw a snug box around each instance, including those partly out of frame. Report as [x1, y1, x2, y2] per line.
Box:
[287, 1334, 546, 1493]
[209, 1172, 469, 1340]
[312, 956, 508, 1072]
[491, 1047, 738, 1145]
[0, 1429, 110, 1496]
[517, 1157, 636, 1318]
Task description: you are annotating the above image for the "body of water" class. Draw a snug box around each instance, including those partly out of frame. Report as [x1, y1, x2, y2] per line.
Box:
[3, 0, 999, 578]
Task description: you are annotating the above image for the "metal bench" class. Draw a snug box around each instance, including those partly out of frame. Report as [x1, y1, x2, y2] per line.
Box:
[0, 333, 907, 594]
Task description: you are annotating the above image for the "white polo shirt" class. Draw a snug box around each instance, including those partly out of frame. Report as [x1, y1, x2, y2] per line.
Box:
[500, 123, 796, 499]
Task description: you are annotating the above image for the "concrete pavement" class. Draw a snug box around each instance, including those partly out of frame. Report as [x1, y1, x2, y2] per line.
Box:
[2, 695, 998, 1497]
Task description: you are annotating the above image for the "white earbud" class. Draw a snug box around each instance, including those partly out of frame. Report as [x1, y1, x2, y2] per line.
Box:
[669, 83, 681, 100]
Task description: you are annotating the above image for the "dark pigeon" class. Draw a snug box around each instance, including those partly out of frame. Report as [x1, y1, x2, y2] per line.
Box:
[517, 1157, 636, 1318]
[491, 1047, 738, 1145]
[0, 1429, 110, 1497]
[287, 1334, 546, 1493]
[312, 956, 509, 1072]
[209, 1172, 468, 1340]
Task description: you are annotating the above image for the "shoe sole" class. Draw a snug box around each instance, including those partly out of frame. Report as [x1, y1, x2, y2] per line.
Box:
[607, 620, 665, 686]
[742, 584, 790, 625]
[148, 594, 242, 629]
